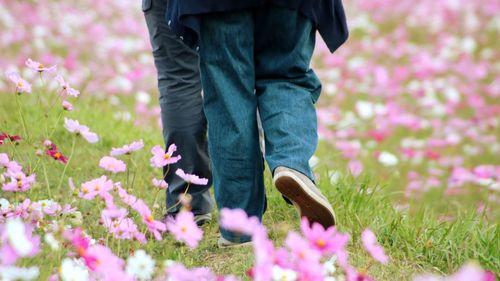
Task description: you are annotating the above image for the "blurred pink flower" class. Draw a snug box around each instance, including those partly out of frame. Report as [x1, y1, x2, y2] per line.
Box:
[152, 178, 168, 189]
[99, 156, 126, 173]
[300, 218, 349, 256]
[55, 75, 80, 97]
[166, 211, 203, 249]
[110, 140, 144, 156]
[25, 58, 56, 73]
[348, 160, 363, 177]
[6, 72, 32, 94]
[64, 118, 99, 143]
[220, 208, 261, 236]
[62, 100, 73, 111]
[2, 170, 36, 192]
[175, 169, 208, 186]
[150, 144, 181, 168]
[361, 229, 389, 264]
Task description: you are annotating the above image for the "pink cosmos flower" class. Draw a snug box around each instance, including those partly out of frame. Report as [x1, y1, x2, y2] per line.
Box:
[150, 144, 181, 168]
[152, 178, 168, 189]
[110, 140, 144, 156]
[0, 218, 40, 265]
[64, 118, 99, 143]
[99, 156, 126, 173]
[0, 153, 9, 167]
[166, 211, 203, 249]
[2, 171, 36, 192]
[220, 208, 262, 236]
[361, 229, 389, 264]
[175, 168, 209, 186]
[79, 176, 113, 200]
[62, 100, 73, 111]
[6, 72, 32, 94]
[55, 75, 80, 97]
[25, 58, 56, 73]
[300, 218, 349, 255]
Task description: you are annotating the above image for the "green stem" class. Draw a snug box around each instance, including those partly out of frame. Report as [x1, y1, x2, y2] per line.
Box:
[15, 93, 30, 143]
[165, 183, 191, 213]
[42, 160, 52, 199]
[56, 136, 76, 191]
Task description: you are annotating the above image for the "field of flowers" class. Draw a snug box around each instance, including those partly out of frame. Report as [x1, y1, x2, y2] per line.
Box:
[0, 0, 498, 280]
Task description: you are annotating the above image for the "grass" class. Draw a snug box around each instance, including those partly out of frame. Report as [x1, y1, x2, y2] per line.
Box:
[0, 91, 498, 280]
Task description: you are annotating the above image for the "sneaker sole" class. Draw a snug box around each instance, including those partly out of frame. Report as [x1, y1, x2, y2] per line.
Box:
[274, 171, 336, 228]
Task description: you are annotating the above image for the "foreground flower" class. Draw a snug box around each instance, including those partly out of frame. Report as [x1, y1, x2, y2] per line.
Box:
[175, 168, 208, 185]
[0, 218, 40, 265]
[25, 58, 56, 73]
[150, 144, 181, 168]
[99, 156, 126, 173]
[0, 266, 39, 281]
[6, 72, 32, 94]
[361, 229, 389, 264]
[220, 208, 261, 236]
[300, 218, 349, 256]
[413, 262, 494, 281]
[55, 75, 80, 97]
[166, 211, 203, 249]
[126, 250, 155, 280]
[64, 118, 99, 143]
[60, 258, 89, 281]
[272, 265, 298, 281]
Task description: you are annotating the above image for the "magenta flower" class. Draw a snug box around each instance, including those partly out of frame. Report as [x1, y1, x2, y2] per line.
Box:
[64, 118, 99, 143]
[175, 168, 209, 186]
[25, 58, 56, 73]
[55, 75, 80, 97]
[110, 140, 144, 156]
[150, 144, 181, 168]
[6, 72, 32, 94]
[79, 176, 113, 200]
[220, 208, 261, 236]
[152, 178, 168, 189]
[166, 211, 203, 249]
[99, 156, 126, 173]
[361, 229, 389, 264]
[300, 218, 349, 255]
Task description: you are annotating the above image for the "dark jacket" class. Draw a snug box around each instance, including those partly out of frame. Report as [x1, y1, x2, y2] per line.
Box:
[164, 0, 349, 53]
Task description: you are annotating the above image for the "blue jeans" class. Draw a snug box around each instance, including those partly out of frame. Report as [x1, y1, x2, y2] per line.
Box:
[199, 6, 321, 242]
[143, 0, 213, 216]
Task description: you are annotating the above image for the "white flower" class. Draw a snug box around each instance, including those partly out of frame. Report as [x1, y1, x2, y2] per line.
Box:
[378, 151, 399, 166]
[0, 198, 10, 210]
[355, 100, 374, 119]
[6, 218, 33, 256]
[323, 256, 337, 275]
[126, 250, 155, 280]
[0, 266, 39, 280]
[272, 265, 297, 281]
[44, 233, 60, 251]
[309, 155, 320, 169]
[60, 258, 89, 281]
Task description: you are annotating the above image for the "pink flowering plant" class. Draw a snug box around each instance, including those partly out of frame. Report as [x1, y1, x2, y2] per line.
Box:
[0, 0, 498, 280]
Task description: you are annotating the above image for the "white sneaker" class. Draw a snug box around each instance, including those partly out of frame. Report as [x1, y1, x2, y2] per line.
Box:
[217, 237, 253, 248]
[273, 166, 336, 228]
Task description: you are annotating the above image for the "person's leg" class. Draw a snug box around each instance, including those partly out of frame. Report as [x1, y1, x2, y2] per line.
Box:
[199, 11, 266, 243]
[254, 6, 321, 181]
[143, 0, 212, 219]
[254, 6, 335, 228]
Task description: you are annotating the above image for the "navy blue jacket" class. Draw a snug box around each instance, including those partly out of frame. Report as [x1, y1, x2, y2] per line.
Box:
[166, 0, 349, 53]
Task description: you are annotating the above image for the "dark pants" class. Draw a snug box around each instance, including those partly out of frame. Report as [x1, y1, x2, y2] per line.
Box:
[143, 0, 213, 216]
[200, 6, 321, 242]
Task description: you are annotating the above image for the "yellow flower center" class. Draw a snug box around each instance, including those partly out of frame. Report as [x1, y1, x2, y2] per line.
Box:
[54, 152, 61, 159]
[316, 239, 326, 248]
[181, 226, 187, 233]
[147, 215, 154, 222]
[39, 64, 45, 69]
[94, 185, 100, 191]
[17, 82, 23, 88]
[82, 187, 89, 194]
[17, 180, 23, 188]
[163, 153, 171, 160]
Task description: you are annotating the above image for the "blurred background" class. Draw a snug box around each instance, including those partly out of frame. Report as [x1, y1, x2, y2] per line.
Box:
[0, 0, 498, 222]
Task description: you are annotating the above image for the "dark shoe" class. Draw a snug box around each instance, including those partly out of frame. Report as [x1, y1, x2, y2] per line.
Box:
[273, 166, 336, 228]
